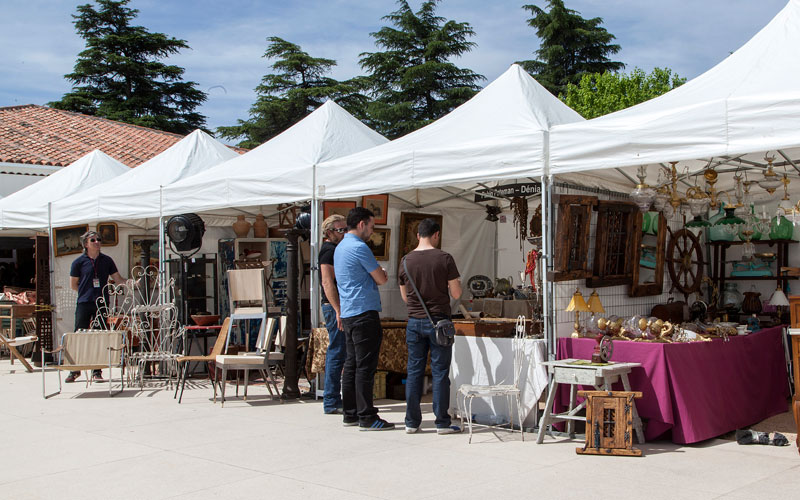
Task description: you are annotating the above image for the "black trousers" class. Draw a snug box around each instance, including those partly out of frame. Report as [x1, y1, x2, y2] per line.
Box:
[341, 310, 383, 424]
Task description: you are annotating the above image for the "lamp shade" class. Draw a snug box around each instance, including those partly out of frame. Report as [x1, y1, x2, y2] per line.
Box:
[565, 289, 590, 312]
[769, 287, 790, 307]
[587, 290, 605, 314]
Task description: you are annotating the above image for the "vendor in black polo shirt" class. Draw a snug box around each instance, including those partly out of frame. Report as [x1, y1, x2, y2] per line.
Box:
[67, 230, 125, 383]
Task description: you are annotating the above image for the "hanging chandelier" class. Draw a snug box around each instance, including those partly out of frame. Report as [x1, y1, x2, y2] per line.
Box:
[630, 165, 656, 213]
[758, 155, 783, 195]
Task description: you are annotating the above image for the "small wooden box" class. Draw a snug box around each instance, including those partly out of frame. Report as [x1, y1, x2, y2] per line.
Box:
[577, 390, 642, 457]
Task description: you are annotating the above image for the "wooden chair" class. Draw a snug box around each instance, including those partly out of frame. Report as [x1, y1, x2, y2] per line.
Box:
[215, 316, 285, 407]
[173, 317, 231, 403]
[0, 331, 37, 372]
[42, 331, 125, 398]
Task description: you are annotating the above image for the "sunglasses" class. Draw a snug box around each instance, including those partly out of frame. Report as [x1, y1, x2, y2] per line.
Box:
[331, 228, 347, 233]
[88, 238, 101, 243]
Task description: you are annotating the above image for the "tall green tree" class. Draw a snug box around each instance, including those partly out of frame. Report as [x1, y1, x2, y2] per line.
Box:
[519, 0, 623, 97]
[359, 0, 484, 139]
[217, 37, 368, 149]
[563, 67, 686, 119]
[49, 0, 207, 134]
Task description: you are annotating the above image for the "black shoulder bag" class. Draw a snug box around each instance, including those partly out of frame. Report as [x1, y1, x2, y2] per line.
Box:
[403, 258, 456, 347]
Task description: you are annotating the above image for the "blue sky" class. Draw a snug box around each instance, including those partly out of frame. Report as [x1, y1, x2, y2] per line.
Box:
[0, 0, 790, 139]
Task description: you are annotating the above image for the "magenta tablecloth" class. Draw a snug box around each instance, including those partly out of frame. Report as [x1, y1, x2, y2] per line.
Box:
[556, 326, 790, 444]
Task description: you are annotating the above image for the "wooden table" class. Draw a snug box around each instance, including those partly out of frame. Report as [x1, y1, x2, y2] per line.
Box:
[536, 359, 644, 445]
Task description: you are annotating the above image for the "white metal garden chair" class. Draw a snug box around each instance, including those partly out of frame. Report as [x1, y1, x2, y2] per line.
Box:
[456, 315, 527, 443]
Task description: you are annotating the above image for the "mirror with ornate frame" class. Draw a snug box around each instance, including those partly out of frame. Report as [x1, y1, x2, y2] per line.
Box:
[629, 211, 666, 297]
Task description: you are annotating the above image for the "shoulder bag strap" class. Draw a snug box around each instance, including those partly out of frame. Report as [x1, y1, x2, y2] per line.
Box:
[403, 257, 436, 327]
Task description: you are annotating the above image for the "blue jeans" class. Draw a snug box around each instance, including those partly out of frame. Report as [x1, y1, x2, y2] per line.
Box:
[405, 317, 453, 429]
[322, 303, 346, 412]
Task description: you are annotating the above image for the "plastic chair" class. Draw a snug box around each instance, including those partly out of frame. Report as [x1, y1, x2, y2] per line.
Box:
[214, 316, 285, 406]
[456, 315, 526, 443]
[173, 317, 232, 403]
[226, 268, 269, 351]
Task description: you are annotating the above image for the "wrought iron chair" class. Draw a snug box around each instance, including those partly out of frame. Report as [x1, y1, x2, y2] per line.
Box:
[456, 315, 526, 443]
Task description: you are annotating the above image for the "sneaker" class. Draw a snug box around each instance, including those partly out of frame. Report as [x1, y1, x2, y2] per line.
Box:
[437, 425, 462, 435]
[360, 418, 395, 431]
[92, 373, 105, 383]
[324, 407, 343, 415]
[405, 426, 419, 434]
[343, 417, 359, 427]
[65, 372, 80, 383]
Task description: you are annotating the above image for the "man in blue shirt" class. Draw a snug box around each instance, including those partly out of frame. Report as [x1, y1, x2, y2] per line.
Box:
[67, 230, 125, 383]
[334, 207, 394, 431]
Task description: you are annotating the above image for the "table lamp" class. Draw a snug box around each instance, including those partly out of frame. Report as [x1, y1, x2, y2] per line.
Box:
[586, 290, 605, 336]
[769, 286, 790, 324]
[565, 288, 590, 338]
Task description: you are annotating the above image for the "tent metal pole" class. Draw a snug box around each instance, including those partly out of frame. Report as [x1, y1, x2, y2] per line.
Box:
[47, 202, 58, 348]
[158, 186, 166, 307]
[310, 166, 320, 329]
[541, 129, 555, 361]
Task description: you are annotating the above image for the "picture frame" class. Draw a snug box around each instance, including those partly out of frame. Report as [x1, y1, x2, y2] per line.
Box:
[362, 194, 389, 225]
[323, 200, 356, 220]
[398, 212, 442, 264]
[96, 222, 118, 247]
[128, 235, 160, 278]
[53, 224, 89, 257]
[366, 228, 391, 261]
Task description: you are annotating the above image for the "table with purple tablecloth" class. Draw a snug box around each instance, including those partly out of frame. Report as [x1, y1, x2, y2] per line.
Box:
[557, 326, 790, 444]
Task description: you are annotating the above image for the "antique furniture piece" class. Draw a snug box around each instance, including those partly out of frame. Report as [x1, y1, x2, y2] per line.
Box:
[456, 316, 526, 444]
[558, 327, 789, 444]
[536, 359, 644, 445]
[0, 331, 36, 372]
[630, 211, 667, 297]
[42, 331, 125, 398]
[789, 295, 800, 454]
[226, 268, 269, 352]
[214, 316, 284, 406]
[174, 318, 231, 403]
[587, 200, 637, 287]
[576, 390, 643, 457]
[552, 195, 596, 281]
[450, 321, 548, 438]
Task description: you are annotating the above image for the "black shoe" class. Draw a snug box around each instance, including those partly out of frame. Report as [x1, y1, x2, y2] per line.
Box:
[343, 417, 359, 427]
[359, 418, 395, 431]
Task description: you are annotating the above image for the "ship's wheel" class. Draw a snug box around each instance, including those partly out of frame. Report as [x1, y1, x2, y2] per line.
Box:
[666, 228, 704, 298]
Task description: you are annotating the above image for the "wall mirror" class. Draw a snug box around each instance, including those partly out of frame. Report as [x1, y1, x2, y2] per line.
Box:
[629, 211, 666, 297]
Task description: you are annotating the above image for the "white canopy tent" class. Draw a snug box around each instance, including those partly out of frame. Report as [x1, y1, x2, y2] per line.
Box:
[550, 0, 800, 200]
[0, 150, 129, 230]
[161, 101, 388, 217]
[317, 64, 584, 199]
[50, 130, 238, 227]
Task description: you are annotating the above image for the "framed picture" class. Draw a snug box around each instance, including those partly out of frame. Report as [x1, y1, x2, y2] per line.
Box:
[323, 200, 356, 220]
[398, 212, 442, 262]
[96, 222, 118, 247]
[366, 228, 390, 261]
[362, 194, 389, 225]
[268, 238, 288, 279]
[128, 235, 160, 278]
[53, 224, 89, 257]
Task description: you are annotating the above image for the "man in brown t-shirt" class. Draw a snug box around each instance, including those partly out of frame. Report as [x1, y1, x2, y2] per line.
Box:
[398, 218, 462, 434]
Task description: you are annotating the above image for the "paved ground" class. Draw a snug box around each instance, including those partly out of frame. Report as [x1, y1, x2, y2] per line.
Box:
[1, 360, 798, 500]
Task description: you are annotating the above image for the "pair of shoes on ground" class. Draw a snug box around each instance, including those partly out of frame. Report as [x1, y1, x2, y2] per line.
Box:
[342, 417, 396, 431]
[66, 372, 104, 383]
[405, 425, 462, 435]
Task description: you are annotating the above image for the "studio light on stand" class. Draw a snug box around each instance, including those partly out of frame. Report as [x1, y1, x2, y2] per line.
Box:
[165, 213, 206, 324]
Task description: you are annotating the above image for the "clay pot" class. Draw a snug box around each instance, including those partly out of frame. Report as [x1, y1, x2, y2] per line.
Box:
[232, 215, 251, 238]
[253, 213, 268, 238]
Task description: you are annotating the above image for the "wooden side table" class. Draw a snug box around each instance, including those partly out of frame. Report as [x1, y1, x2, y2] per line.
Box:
[536, 359, 645, 445]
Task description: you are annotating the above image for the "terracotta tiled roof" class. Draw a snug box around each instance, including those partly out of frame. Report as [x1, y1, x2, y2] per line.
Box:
[0, 104, 185, 167]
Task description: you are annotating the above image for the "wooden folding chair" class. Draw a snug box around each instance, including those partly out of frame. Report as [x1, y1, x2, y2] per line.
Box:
[0, 332, 37, 372]
[173, 317, 231, 403]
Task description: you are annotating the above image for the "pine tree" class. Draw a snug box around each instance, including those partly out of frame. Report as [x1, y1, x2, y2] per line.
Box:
[49, 0, 207, 134]
[359, 0, 483, 139]
[519, 0, 623, 97]
[217, 37, 368, 149]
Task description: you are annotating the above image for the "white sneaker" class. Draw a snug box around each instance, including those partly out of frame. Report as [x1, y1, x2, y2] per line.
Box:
[405, 426, 419, 434]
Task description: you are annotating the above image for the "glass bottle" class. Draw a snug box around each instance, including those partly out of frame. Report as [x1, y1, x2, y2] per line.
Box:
[721, 282, 743, 314]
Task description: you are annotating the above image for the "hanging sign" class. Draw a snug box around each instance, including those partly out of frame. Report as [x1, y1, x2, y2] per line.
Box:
[474, 182, 541, 202]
